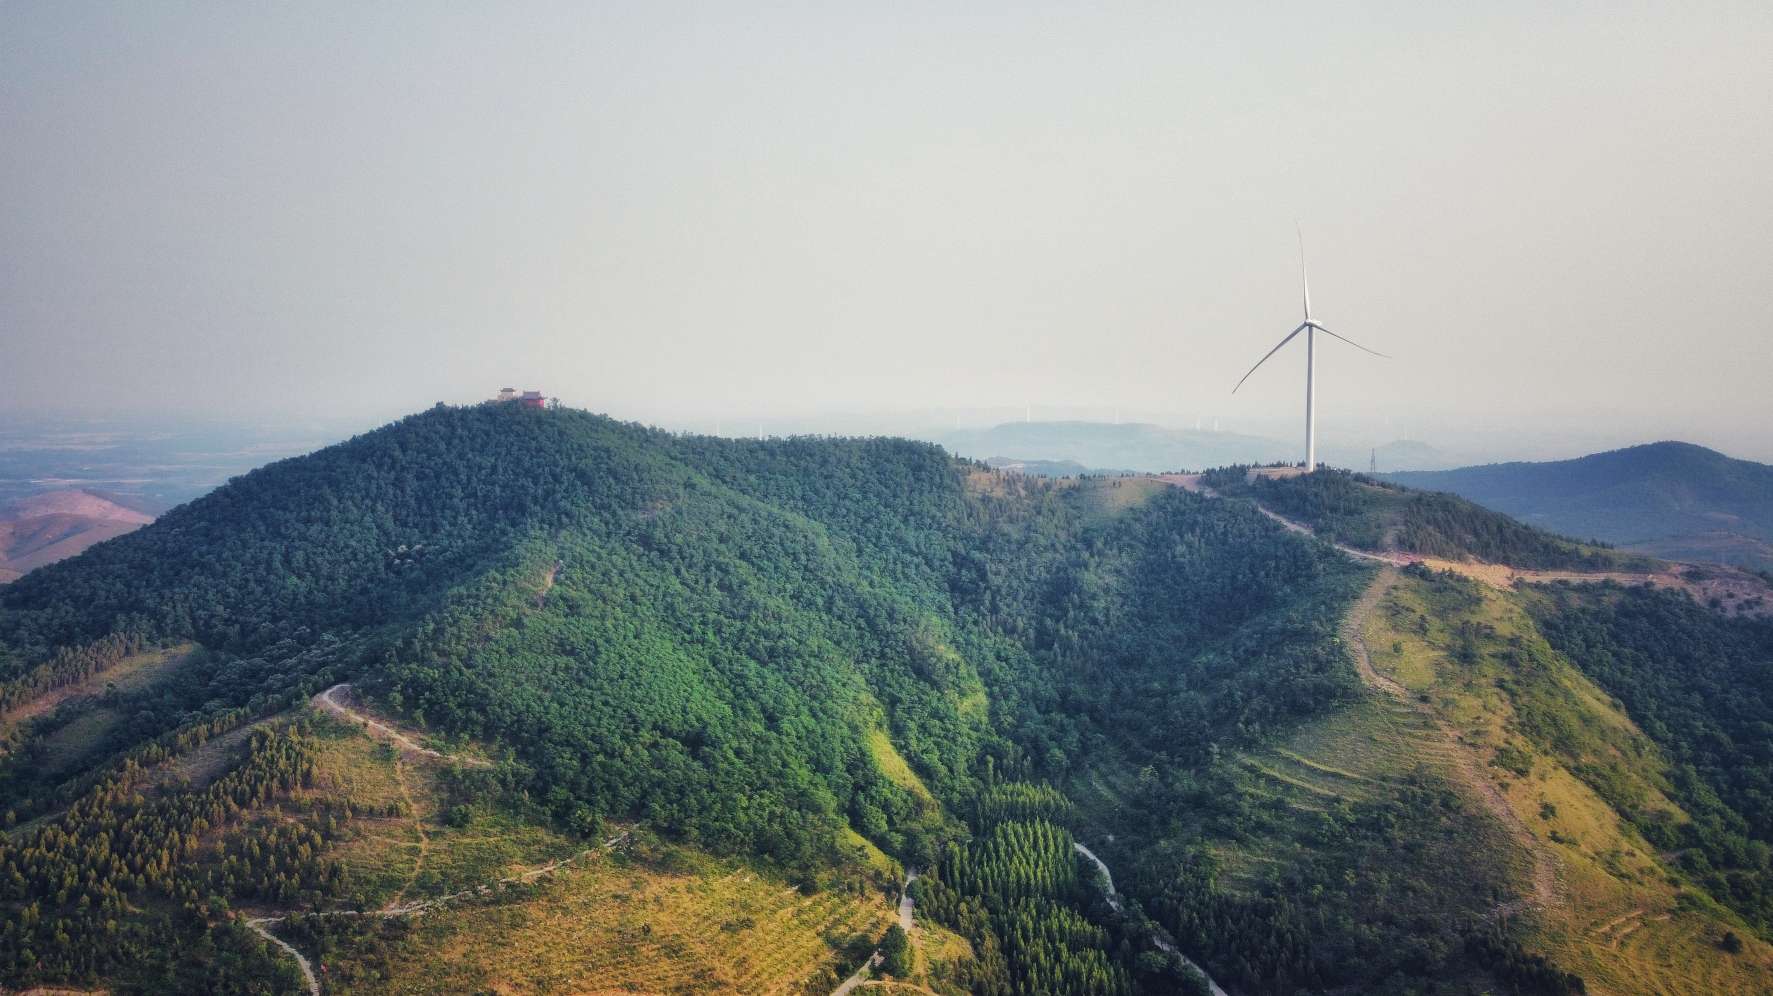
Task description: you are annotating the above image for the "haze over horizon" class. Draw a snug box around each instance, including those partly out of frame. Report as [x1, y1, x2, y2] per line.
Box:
[5, 3, 1771, 461]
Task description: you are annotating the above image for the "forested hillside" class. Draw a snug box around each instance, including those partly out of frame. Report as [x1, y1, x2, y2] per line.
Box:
[1, 405, 1768, 994]
[1533, 586, 1773, 932]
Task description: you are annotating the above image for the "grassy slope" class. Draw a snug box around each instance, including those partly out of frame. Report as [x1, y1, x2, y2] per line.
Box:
[0, 643, 194, 734]
[1364, 568, 1773, 993]
[1067, 650, 1533, 994]
[0, 643, 199, 782]
[312, 846, 895, 996]
[256, 708, 918, 995]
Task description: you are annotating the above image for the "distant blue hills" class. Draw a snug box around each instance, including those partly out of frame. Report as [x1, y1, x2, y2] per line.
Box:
[1384, 442, 1773, 571]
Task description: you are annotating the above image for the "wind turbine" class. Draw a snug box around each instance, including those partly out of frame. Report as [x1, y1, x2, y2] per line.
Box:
[1233, 230, 1388, 472]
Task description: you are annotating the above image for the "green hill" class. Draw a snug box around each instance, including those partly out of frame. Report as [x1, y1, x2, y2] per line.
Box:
[0, 405, 1369, 993]
[1386, 442, 1773, 570]
[1, 406, 1771, 994]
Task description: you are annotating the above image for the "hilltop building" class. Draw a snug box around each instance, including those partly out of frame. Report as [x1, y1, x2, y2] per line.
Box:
[492, 387, 547, 408]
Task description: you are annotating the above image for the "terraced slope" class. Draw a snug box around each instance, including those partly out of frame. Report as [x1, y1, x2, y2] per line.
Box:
[1359, 567, 1773, 993]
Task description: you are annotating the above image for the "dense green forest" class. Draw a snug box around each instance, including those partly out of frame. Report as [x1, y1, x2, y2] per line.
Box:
[1203, 466, 1636, 570]
[0, 404, 1676, 993]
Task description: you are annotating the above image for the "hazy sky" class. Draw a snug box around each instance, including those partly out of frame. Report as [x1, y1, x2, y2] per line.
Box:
[5, 3, 1771, 459]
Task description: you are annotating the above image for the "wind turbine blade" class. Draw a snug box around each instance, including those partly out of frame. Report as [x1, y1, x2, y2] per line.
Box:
[1309, 323, 1389, 358]
[1297, 224, 1312, 321]
[1232, 323, 1308, 393]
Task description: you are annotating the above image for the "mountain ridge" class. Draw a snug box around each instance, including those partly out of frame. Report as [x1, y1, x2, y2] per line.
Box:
[2, 405, 1771, 994]
[1385, 441, 1773, 570]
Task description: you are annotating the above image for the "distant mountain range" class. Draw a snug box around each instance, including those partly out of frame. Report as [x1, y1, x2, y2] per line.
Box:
[0, 489, 153, 582]
[937, 420, 1455, 475]
[1385, 442, 1773, 571]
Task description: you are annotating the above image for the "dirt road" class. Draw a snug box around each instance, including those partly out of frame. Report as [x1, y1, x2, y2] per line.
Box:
[833, 869, 917, 996]
[246, 917, 319, 996]
[314, 683, 491, 767]
[1342, 569, 1561, 914]
[1074, 842, 1230, 996]
[1156, 475, 1772, 616]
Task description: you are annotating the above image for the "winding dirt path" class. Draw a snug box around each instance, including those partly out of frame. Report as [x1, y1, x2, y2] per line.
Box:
[1074, 842, 1229, 996]
[1155, 475, 1773, 616]
[1342, 569, 1561, 915]
[314, 684, 490, 767]
[833, 869, 917, 996]
[246, 917, 320, 996]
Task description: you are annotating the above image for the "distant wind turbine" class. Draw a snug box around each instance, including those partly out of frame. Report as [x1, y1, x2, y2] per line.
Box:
[1232, 229, 1388, 472]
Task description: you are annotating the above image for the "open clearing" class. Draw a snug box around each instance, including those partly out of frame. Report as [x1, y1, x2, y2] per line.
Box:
[312, 847, 894, 995]
[237, 690, 909, 996]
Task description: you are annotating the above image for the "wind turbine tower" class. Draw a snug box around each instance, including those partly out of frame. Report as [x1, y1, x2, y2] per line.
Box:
[1233, 230, 1389, 472]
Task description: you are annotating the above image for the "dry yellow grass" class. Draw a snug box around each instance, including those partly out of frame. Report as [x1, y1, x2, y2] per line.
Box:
[1074, 476, 1167, 517]
[295, 714, 580, 909]
[330, 847, 895, 995]
[266, 713, 908, 995]
[838, 826, 901, 880]
[907, 921, 973, 996]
